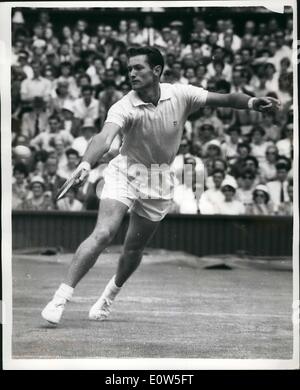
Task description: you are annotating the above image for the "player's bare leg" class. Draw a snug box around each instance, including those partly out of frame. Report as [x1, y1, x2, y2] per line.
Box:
[89, 212, 160, 320]
[41, 199, 129, 325]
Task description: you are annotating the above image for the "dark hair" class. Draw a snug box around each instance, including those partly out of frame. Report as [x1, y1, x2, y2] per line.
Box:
[13, 162, 29, 177]
[103, 79, 116, 88]
[251, 126, 266, 137]
[60, 61, 72, 69]
[244, 156, 259, 168]
[282, 123, 293, 138]
[213, 59, 225, 69]
[277, 156, 291, 170]
[48, 115, 60, 123]
[212, 158, 228, 171]
[127, 46, 165, 77]
[212, 168, 226, 178]
[237, 142, 251, 153]
[227, 125, 241, 135]
[241, 169, 255, 180]
[215, 79, 231, 93]
[65, 148, 80, 158]
[276, 161, 289, 171]
[34, 149, 49, 163]
[81, 85, 94, 94]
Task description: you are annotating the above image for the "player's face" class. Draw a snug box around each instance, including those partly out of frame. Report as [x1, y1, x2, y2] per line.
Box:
[128, 55, 160, 91]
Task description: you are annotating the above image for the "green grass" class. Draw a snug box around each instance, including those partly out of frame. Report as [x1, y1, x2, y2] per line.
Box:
[12, 248, 293, 359]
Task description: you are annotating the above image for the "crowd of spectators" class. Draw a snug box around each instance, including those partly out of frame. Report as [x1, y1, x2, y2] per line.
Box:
[11, 9, 294, 215]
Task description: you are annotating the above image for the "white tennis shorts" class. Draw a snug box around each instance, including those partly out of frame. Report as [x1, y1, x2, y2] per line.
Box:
[100, 154, 175, 221]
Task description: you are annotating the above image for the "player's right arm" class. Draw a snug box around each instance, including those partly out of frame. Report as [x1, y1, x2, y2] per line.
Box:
[72, 122, 121, 185]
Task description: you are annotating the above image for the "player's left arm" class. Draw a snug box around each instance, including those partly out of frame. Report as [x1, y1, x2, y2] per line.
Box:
[205, 92, 281, 112]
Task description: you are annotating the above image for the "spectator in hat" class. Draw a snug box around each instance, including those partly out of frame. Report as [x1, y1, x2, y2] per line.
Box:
[199, 169, 225, 214]
[246, 184, 274, 216]
[276, 123, 293, 159]
[21, 96, 49, 139]
[278, 178, 293, 216]
[57, 148, 80, 180]
[31, 40, 48, 65]
[20, 61, 52, 103]
[17, 175, 54, 210]
[12, 162, 30, 209]
[266, 162, 291, 213]
[72, 118, 97, 157]
[203, 139, 223, 160]
[217, 178, 245, 215]
[73, 85, 100, 121]
[56, 187, 83, 211]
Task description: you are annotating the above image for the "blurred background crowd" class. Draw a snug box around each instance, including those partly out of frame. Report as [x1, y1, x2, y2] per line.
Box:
[11, 7, 293, 216]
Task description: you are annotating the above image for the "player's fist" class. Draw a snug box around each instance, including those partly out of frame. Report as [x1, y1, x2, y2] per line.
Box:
[252, 97, 281, 112]
[72, 161, 91, 187]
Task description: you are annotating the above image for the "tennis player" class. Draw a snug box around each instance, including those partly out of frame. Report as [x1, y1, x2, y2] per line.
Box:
[42, 46, 280, 325]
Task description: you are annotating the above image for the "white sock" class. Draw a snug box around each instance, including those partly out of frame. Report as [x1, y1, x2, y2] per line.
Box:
[101, 275, 121, 301]
[54, 283, 74, 302]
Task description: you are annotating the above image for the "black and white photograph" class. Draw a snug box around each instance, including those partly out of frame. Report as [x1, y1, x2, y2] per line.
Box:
[1, 1, 299, 370]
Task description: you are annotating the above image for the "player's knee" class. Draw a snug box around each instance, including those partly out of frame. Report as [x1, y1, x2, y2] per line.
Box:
[92, 227, 114, 248]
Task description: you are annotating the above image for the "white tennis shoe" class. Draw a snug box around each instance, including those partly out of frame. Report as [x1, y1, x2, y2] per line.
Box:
[89, 297, 113, 321]
[41, 297, 66, 325]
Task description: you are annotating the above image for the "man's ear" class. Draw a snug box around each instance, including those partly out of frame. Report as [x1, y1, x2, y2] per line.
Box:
[153, 65, 162, 77]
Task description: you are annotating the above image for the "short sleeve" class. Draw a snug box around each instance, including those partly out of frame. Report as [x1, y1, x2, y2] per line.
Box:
[105, 98, 129, 129]
[177, 84, 208, 115]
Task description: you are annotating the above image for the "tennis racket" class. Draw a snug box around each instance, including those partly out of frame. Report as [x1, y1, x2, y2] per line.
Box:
[56, 173, 79, 200]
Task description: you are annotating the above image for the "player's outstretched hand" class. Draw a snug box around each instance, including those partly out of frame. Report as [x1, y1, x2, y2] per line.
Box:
[253, 97, 281, 112]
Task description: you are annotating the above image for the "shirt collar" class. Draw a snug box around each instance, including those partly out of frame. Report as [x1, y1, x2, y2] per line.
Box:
[131, 83, 172, 107]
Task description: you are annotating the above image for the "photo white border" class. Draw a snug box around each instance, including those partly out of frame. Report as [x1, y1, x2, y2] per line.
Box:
[1, 0, 299, 370]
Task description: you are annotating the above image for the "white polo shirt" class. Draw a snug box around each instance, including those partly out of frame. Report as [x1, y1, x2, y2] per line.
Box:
[105, 83, 208, 167]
